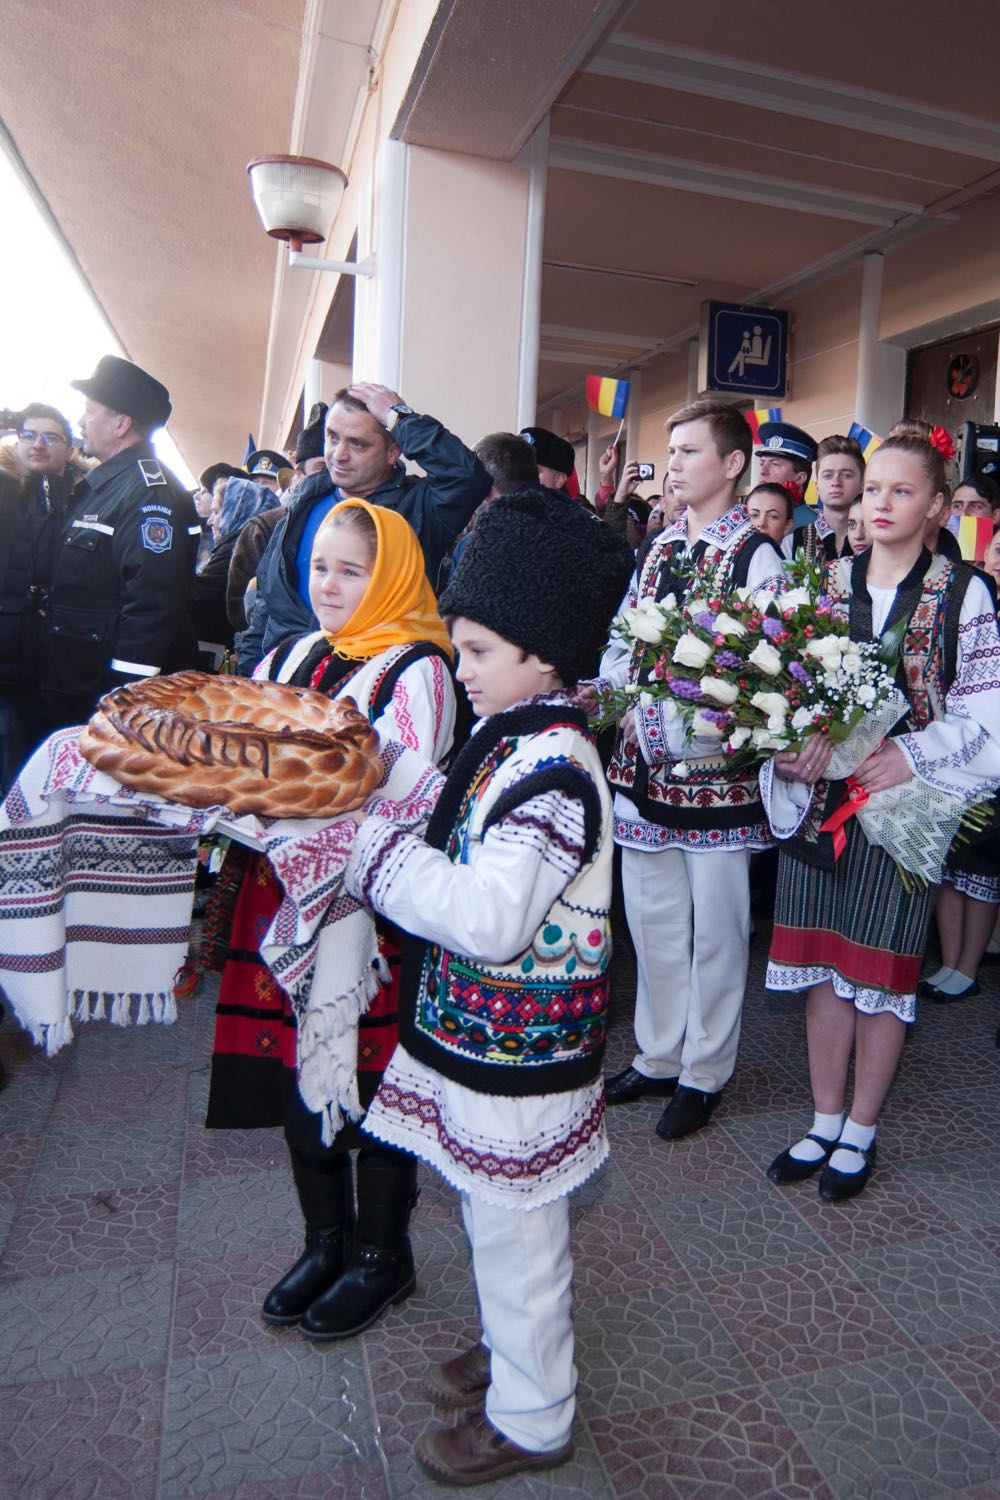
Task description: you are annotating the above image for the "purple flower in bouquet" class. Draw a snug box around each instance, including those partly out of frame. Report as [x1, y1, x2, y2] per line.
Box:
[788, 661, 813, 687]
[699, 708, 732, 728]
[695, 611, 718, 633]
[669, 677, 703, 701]
[762, 616, 786, 640]
[715, 649, 743, 671]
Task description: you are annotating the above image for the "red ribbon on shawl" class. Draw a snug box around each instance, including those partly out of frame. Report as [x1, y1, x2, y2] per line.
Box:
[817, 777, 870, 859]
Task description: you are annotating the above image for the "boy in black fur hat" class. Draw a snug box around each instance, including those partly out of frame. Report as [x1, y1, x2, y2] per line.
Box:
[345, 490, 632, 1485]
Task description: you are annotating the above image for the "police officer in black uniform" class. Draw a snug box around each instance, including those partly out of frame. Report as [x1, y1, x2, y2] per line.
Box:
[40, 355, 201, 730]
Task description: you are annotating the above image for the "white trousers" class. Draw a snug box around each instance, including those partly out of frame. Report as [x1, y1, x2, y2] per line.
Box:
[461, 1192, 575, 1452]
[621, 845, 751, 1093]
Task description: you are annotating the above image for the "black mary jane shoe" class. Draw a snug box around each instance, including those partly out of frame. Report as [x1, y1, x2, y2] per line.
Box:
[766, 1133, 838, 1184]
[818, 1140, 877, 1203]
[604, 1066, 679, 1106]
[924, 978, 980, 1004]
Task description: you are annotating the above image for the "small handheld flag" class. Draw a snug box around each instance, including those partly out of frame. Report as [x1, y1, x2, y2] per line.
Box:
[949, 513, 994, 563]
[744, 406, 782, 445]
[585, 375, 630, 420]
[242, 433, 257, 467]
[847, 422, 882, 462]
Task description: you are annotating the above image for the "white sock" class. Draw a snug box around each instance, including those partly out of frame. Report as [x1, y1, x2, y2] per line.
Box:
[924, 966, 954, 988]
[788, 1110, 844, 1162]
[828, 1117, 876, 1175]
[933, 968, 976, 995]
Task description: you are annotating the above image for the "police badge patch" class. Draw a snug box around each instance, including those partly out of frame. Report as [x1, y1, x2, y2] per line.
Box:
[141, 517, 173, 552]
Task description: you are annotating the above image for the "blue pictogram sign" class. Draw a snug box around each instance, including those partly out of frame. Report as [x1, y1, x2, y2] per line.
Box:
[699, 301, 789, 398]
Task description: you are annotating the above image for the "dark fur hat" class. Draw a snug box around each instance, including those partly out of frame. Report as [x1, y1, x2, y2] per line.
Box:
[296, 402, 327, 463]
[439, 488, 633, 687]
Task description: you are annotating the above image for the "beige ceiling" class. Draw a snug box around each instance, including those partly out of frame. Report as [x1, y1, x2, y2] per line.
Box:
[7, 0, 1000, 468]
[1, 0, 304, 477]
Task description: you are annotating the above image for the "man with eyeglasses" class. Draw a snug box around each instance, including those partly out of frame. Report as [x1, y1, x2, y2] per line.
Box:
[0, 403, 77, 794]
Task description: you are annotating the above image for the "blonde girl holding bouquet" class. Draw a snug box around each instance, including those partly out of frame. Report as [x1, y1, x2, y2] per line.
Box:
[764, 433, 1000, 1201]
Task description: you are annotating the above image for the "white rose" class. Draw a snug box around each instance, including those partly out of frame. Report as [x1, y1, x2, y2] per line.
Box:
[662, 697, 679, 720]
[700, 676, 740, 706]
[775, 587, 811, 613]
[753, 587, 778, 611]
[673, 761, 689, 778]
[751, 690, 790, 718]
[692, 710, 726, 739]
[752, 727, 789, 750]
[672, 632, 714, 670]
[857, 684, 876, 707]
[841, 652, 862, 675]
[804, 635, 844, 660]
[660, 592, 677, 612]
[638, 690, 655, 709]
[791, 706, 815, 733]
[767, 713, 787, 733]
[727, 727, 752, 750]
[713, 612, 747, 638]
[733, 586, 754, 603]
[823, 670, 841, 689]
[624, 600, 667, 645]
[747, 640, 783, 676]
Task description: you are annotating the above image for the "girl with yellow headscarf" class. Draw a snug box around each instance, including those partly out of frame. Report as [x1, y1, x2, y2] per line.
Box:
[206, 498, 455, 1339]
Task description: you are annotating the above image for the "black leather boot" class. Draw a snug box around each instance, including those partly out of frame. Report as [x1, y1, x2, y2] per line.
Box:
[300, 1146, 418, 1340]
[261, 1150, 355, 1325]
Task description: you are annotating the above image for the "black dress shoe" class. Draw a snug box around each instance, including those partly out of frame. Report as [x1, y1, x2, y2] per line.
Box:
[767, 1133, 838, 1184]
[655, 1084, 718, 1141]
[924, 978, 980, 1003]
[818, 1140, 877, 1202]
[604, 1065, 679, 1106]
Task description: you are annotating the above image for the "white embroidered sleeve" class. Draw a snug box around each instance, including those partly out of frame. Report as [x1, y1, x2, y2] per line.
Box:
[759, 755, 813, 838]
[373, 655, 456, 763]
[746, 539, 787, 594]
[896, 581, 1000, 797]
[596, 578, 636, 690]
[345, 789, 587, 964]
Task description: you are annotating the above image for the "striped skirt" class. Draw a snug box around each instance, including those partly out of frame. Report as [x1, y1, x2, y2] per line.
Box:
[766, 822, 933, 1022]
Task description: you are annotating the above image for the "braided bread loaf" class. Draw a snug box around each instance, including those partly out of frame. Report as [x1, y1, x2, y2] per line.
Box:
[79, 670, 382, 818]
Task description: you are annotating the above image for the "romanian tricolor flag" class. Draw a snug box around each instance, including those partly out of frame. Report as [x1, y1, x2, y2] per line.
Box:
[848, 422, 882, 462]
[585, 375, 630, 419]
[744, 406, 782, 444]
[949, 513, 994, 563]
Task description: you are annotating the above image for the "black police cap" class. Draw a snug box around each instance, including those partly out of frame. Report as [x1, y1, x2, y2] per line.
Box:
[71, 355, 172, 428]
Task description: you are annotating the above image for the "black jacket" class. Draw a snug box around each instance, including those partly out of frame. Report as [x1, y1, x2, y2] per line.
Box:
[0, 468, 73, 688]
[41, 442, 200, 717]
[237, 409, 490, 673]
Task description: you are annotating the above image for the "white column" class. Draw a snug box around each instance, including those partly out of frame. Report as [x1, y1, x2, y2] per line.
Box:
[855, 252, 906, 436]
[586, 407, 602, 499]
[687, 340, 700, 402]
[516, 118, 550, 430]
[368, 137, 408, 389]
[624, 370, 642, 469]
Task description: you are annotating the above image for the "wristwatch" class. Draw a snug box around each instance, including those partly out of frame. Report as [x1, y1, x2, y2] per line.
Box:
[385, 402, 415, 432]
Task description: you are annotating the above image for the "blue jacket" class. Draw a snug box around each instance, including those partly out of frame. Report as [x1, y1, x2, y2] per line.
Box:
[236, 409, 490, 673]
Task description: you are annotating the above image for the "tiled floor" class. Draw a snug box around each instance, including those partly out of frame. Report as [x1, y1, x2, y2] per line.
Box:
[2, 921, 999, 1499]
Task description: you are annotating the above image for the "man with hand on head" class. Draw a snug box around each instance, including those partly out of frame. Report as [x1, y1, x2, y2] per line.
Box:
[237, 384, 490, 673]
[40, 356, 200, 731]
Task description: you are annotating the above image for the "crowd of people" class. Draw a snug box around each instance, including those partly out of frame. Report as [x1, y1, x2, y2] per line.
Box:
[1, 357, 999, 1486]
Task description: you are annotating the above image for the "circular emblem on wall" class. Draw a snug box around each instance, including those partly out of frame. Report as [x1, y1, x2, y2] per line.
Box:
[946, 353, 979, 399]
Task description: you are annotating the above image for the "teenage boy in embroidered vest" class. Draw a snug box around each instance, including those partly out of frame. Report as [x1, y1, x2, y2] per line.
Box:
[345, 490, 633, 1487]
[594, 398, 786, 1140]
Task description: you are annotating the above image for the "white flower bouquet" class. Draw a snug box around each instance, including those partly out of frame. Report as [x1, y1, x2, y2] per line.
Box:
[598, 561, 906, 767]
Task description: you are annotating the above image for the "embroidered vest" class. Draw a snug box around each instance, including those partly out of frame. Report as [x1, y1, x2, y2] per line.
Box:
[399, 702, 614, 1096]
[265, 631, 451, 720]
[787, 548, 972, 864]
[607, 516, 775, 832]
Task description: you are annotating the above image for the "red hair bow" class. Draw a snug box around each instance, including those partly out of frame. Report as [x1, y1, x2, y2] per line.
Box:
[929, 426, 955, 461]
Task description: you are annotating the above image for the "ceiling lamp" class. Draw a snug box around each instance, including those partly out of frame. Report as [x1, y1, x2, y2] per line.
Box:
[246, 155, 374, 277]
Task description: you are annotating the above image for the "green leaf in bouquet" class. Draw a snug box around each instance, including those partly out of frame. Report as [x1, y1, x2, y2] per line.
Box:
[877, 614, 908, 668]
